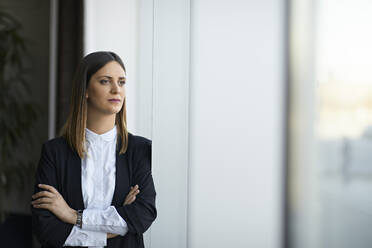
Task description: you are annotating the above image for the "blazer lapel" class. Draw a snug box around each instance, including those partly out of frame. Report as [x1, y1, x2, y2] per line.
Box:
[66, 150, 85, 210]
[111, 136, 130, 206]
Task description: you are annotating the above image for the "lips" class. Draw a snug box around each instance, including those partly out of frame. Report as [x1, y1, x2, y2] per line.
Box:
[108, 99, 121, 102]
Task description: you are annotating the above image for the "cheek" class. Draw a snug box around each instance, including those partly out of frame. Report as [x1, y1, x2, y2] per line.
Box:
[89, 86, 106, 102]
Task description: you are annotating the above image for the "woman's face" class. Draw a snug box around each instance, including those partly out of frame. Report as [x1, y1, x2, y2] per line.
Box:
[86, 61, 126, 116]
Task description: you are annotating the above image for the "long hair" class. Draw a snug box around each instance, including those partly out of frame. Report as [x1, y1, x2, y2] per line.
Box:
[59, 51, 128, 158]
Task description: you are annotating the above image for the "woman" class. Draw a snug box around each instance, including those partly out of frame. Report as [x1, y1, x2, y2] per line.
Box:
[31, 51, 157, 248]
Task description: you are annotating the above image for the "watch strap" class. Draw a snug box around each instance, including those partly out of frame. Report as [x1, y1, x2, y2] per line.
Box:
[76, 209, 83, 228]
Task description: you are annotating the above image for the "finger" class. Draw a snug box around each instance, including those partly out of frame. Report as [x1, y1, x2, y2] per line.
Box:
[124, 195, 135, 205]
[128, 186, 140, 196]
[128, 195, 136, 204]
[130, 185, 138, 192]
[126, 193, 135, 201]
[124, 186, 139, 205]
[123, 199, 132, 206]
[32, 191, 54, 199]
[130, 190, 140, 198]
[38, 184, 58, 194]
[38, 184, 58, 193]
[32, 197, 53, 205]
[32, 203, 51, 210]
[126, 189, 136, 199]
[128, 190, 140, 198]
[131, 185, 139, 192]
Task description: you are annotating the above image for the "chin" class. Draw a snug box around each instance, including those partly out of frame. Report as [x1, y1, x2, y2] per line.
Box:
[102, 104, 120, 112]
[113, 107, 123, 114]
[110, 109, 121, 115]
[101, 107, 120, 115]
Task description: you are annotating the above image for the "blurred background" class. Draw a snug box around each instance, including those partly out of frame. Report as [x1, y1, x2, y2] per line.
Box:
[0, 0, 371, 247]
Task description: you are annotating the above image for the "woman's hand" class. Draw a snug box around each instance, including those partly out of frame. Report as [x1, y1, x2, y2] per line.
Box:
[31, 184, 77, 225]
[107, 185, 140, 240]
[32, 183, 140, 239]
[107, 233, 118, 239]
[123, 184, 140, 206]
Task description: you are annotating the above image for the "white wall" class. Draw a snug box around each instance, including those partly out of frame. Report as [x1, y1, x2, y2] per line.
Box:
[150, 0, 190, 247]
[84, 0, 140, 134]
[151, 0, 285, 247]
[187, 0, 284, 247]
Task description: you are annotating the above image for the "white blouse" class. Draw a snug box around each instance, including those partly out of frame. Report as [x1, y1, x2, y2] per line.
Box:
[64, 125, 128, 247]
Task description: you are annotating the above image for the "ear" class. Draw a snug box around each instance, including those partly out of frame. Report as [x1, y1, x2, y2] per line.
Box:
[85, 92, 88, 98]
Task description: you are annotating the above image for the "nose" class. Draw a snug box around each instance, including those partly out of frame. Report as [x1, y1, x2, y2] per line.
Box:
[110, 81, 120, 93]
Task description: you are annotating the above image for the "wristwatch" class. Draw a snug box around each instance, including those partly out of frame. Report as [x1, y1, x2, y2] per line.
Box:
[76, 209, 83, 228]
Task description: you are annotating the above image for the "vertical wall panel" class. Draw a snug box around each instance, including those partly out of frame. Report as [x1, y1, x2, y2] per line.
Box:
[150, 0, 190, 247]
[188, 0, 285, 247]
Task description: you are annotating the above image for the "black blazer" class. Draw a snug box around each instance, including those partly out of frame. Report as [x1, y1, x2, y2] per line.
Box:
[31, 132, 157, 248]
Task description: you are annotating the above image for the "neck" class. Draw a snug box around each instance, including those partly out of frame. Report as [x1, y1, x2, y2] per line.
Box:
[86, 109, 116, 135]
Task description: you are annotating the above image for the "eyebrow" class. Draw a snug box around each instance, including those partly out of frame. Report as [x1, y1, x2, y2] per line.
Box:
[98, 75, 126, 80]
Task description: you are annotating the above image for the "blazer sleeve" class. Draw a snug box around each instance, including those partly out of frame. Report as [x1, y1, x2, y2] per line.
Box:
[114, 139, 157, 234]
[31, 143, 74, 247]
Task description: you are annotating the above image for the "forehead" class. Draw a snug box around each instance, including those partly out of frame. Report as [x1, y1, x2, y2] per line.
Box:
[95, 61, 126, 77]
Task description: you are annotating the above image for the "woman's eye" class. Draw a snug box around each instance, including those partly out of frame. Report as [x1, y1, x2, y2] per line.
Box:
[100, 79, 109, 84]
[119, 81, 126, 86]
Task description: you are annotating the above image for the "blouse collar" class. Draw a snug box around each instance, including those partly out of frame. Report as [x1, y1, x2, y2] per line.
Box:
[85, 125, 117, 142]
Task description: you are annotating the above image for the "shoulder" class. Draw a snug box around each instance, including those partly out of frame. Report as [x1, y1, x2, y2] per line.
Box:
[41, 136, 74, 157]
[128, 132, 152, 150]
[128, 132, 152, 163]
[43, 136, 68, 148]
